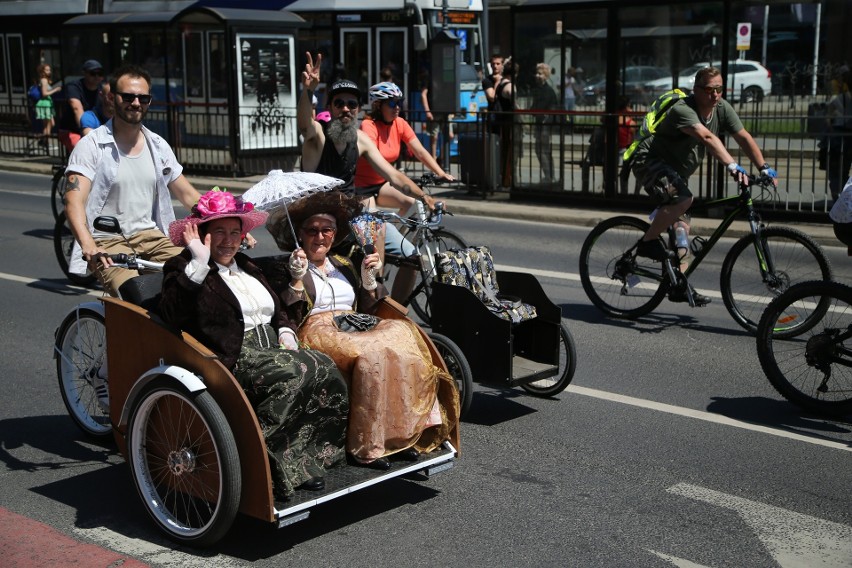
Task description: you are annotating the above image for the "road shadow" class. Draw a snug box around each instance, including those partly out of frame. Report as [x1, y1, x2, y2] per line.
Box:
[462, 387, 538, 426]
[0, 415, 113, 473]
[26, 278, 98, 297]
[707, 395, 852, 447]
[22, 228, 53, 240]
[560, 302, 751, 337]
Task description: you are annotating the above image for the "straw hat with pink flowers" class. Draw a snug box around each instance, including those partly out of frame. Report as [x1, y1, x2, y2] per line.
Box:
[168, 188, 268, 246]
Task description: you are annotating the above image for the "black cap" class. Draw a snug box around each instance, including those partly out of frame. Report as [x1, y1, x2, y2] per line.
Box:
[82, 60, 104, 73]
[327, 80, 360, 102]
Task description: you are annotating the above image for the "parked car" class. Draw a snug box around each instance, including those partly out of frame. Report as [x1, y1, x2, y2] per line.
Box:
[644, 60, 772, 103]
[582, 65, 669, 105]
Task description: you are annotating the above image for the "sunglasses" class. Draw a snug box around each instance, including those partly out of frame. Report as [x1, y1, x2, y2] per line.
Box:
[332, 98, 359, 109]
[385, 99, 404, 109]
[700, 85, 724, 94]
[115, 92, 153, 105]
[87, 70, 104, 76]
[302, 227, 336, 237]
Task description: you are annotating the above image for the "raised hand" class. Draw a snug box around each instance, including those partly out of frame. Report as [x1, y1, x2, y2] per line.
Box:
[302, 52, 322, 91]
[184, 224, 211, 265]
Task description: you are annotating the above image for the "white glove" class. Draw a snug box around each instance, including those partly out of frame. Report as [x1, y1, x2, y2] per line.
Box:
[187, 238, 210, 265]
[361, 262, 382, 291]
[278, 329, 299, 350]
[288, 251, 307, 280]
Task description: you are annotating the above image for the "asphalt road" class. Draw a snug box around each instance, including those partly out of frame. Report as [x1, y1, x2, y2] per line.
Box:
[0, 171, 850, 568]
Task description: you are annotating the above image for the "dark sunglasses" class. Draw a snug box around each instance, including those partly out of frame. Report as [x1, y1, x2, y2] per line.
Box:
[302, 227, 336, 237]
[87, 70, 104, 76]
[116, 92, 153, 105]
[332, 98, 359, 109]
[385, 99, 404, 109]
[700, 85, 724, 94]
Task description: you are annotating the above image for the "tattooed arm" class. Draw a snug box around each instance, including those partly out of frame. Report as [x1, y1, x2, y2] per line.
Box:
[64, 171, 112, 270]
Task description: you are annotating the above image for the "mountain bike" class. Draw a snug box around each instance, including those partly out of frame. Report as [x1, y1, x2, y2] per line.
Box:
[579, 174, 832, 334]
[756, 280, 852, 415]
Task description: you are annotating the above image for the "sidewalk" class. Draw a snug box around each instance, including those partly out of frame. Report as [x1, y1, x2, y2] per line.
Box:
[5, 155, 837, 247]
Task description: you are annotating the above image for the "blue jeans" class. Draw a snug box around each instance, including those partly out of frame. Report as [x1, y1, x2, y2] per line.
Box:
[384, 222, 417, 258]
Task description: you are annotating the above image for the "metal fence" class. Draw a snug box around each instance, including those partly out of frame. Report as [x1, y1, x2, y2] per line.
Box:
[4, 96, 850, 219]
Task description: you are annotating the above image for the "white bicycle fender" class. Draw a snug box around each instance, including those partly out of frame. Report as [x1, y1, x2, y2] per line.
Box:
[118, 364, 206, 430]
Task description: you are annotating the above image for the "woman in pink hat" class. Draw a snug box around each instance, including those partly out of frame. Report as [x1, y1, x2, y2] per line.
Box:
[159, 189, 349, 500]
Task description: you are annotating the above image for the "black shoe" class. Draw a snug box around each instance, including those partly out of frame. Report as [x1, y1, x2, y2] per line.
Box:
[636, 238, 670, 262]
[394, 448, 420, 462]
[296, 476, 325, 491]
[347, 454, 392, 471]
[670, 285, 712, 306]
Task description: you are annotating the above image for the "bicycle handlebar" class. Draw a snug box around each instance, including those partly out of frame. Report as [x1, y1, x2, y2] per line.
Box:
[373, 200, 446, 230]
[107, 253, 164, 271]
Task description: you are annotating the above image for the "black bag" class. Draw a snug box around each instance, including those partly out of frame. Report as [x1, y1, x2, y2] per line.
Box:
[333, 312, 379, 332]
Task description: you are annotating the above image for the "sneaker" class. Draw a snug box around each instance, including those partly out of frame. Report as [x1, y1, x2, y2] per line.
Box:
[669, 285, 712, 306]
[89, 366, 110, 413]
[636, 238, 670, 262]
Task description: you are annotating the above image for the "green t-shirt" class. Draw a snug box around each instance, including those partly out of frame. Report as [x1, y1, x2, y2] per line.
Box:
[632, 96, 744, 179]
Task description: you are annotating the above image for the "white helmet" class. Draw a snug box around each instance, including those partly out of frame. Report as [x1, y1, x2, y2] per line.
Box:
[368, 81, 403, 103]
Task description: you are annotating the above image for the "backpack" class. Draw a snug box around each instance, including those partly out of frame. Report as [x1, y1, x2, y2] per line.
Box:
[622, 88, 687, 164]
[28, 84, 41, 104]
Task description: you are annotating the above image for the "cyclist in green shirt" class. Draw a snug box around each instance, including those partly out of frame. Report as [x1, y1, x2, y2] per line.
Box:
[631, 66, 777, 304]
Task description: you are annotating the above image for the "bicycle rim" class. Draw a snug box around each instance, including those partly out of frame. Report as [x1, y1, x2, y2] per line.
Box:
[579, 216, 666, 319]
[757, 281, 852, 415]
[722, 227, 832, 335]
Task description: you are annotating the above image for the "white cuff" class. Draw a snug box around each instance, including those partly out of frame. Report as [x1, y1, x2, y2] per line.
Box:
[184, 259, 211, 284]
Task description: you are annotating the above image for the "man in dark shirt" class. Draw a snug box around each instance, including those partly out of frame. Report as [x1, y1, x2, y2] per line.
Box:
[58, 59, 105, 152]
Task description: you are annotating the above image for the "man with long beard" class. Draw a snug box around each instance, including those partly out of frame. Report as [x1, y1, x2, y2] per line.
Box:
[297, 52, 434, 277]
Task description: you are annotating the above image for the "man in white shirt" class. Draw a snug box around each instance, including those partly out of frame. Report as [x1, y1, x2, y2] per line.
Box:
[65, 64, 202, 296]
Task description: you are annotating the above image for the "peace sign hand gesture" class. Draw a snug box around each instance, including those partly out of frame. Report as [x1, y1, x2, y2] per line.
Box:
[302, 52, 322, 91]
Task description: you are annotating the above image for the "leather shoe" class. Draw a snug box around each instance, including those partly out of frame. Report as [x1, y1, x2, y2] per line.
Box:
[395, 448, 420, 461]
[297, 476, 325, 491]
[347, 454, 391, 470]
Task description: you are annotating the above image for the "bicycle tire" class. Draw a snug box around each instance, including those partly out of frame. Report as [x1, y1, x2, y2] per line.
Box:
[51, 167, 66, 222]
[54, 211, 97, 286]
[756, 280, 852, 415]
[409, 228, 467, 325]
[721, 226, 832, 336]
[55, 308, 112, 439]
[579, 216, 667, 319]
[128, 381, 241, 547]
[427, 332, 474, 419]
[519, 322, 577, 397]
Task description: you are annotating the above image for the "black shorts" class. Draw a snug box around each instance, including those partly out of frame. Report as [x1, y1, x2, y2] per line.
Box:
[633, 159, 693, 205]
[352, 184, 383, 198]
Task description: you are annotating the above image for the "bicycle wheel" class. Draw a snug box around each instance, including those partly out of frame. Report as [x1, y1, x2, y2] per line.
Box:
[428, 332, 474, 418]
[520, 322, 577, 397]
[756, 280, 852, 415]
[721, 227, 832, 335]
[55, 308, 112, 439]
[579, 216, 667, 318]
[51, 167, 66, 222]
[54, 211, 97, 286]
[409, 228, 467, 325]
[128, 381, 241, 547]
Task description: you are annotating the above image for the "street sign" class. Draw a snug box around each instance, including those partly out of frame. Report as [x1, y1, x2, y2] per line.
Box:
[736, 22, 751, 51]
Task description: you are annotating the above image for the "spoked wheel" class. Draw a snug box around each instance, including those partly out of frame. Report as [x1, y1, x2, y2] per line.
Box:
[410, 228, 467, 325]
[55, 308, 112, 439]
[51, 167, 66, 222]
[54, 211, 98, 286]
[128, 381, 241, 547]
[579, 216, 667, 318]
[756, 280, 852, 416]
[428, 332, 474, 419]
[520, 322, 577, 397]
[721, 227, 832, 336]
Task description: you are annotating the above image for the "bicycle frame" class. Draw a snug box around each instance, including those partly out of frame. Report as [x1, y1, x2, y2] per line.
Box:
[631, 180, 774, 285]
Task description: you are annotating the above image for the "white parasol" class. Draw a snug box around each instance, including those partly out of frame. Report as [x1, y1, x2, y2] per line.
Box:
[242, 170, 345, 245]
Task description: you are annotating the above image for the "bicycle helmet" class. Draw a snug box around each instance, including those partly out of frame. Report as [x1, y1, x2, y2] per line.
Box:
[368, 81, 403, 104]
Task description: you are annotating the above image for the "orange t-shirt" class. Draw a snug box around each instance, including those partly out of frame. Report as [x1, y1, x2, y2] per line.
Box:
[355, 117, 417, 187]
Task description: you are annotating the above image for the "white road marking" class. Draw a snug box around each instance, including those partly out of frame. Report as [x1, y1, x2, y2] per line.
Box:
[73, 526, 243, 567]
[567, 385, 852, 452]
[668, 483, 852, 568]
[645, 550, 711, 568]
[0, 270, 101, 297]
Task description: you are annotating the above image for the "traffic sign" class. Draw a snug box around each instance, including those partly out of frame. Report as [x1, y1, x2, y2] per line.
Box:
[736, 22, 752, 51]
